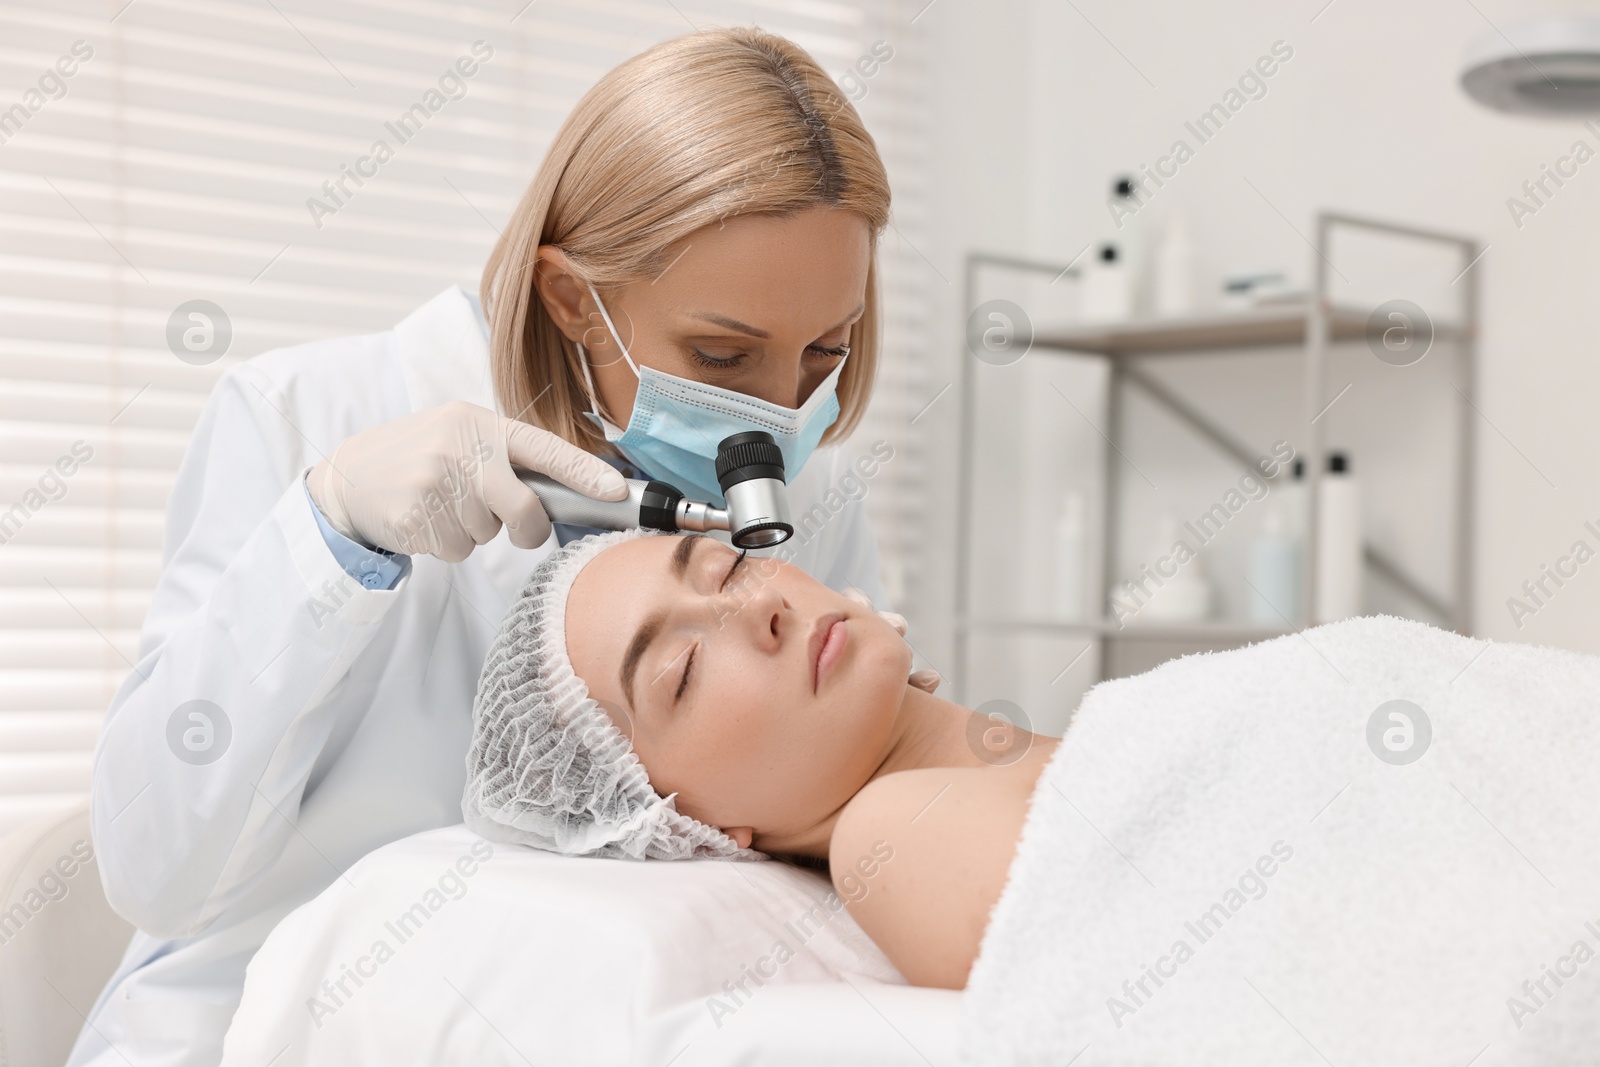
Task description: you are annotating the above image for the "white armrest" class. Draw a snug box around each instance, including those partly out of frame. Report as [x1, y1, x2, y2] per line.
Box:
[0, 800, 135, 1067]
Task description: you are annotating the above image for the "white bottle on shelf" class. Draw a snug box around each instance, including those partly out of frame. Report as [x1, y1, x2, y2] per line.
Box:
[1050, 489, 1087, 622]
[1278, 459, 1308, 539]
[1151, 210, 1197, 318]
[1247, 505, 1300, 625]
[1110, 175, 1150, 317]
[1314, 452, 1363, 622]
[1080, 243, 1131, 321]
[1138, 513, 1212, 622]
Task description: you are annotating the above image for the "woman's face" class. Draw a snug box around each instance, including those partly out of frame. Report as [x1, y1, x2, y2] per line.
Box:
[537, 205, 870, 419]
[564, 534, 912, 851]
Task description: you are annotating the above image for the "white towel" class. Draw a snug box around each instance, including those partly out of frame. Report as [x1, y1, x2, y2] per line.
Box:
[961, 615, 1600, 1067]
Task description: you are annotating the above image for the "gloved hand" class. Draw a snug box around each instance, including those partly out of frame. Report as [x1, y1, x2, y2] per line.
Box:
[843, 588, 941, 695]
[307, 400, 628, 561]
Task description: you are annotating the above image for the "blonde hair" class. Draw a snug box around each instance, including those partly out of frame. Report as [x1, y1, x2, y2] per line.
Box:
[482, 26, 891, 453]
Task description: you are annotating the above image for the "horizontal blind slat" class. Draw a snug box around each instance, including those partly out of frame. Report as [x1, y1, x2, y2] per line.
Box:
[0, 796, 85, 837]
[0, 547, 164, 588]
[0, 711, 104, 752]
[0, 632, 142, 669]
[0, 672, 130, 714]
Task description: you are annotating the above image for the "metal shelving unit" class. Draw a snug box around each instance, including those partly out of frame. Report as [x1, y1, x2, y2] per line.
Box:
[953, 211, 1479, 700]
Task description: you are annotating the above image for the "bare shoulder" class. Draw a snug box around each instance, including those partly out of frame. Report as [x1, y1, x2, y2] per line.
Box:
[829, 766, 1036, 989]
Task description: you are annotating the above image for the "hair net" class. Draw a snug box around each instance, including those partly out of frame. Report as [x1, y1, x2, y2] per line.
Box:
[462, 527, 765, 862]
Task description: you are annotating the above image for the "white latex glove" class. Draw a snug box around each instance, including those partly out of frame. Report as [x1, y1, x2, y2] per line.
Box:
[843, 588, 941, 695]
[307, 400, 628, 561]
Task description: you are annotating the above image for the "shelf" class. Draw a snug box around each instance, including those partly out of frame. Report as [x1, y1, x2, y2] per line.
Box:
[954, 214, 1479, 699]
[961, 617, 1292, 643]
[1030, 302, 1466, 357]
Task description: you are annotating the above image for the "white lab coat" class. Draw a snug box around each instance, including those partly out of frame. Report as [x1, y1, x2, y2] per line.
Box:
[69, 287, 890, 1067]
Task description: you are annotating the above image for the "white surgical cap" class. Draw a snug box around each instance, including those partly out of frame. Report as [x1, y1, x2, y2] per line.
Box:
[462, 527, 765, 862]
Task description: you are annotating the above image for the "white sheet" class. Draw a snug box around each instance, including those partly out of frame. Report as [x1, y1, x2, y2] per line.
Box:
[963, 615, 1600, 1066]
[219, 824, 961, 1065]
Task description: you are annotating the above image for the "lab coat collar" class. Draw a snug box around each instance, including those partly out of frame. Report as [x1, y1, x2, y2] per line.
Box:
[393, 286, 500, 417]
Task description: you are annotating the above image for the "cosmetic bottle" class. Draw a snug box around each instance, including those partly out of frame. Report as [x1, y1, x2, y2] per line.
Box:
[1314, 452, 1363, 622]
[1279, 459, 1308, 539]
[1247, 504, 1301, 625]
[1138, 513, 1212, 622]
[1151, 210, 1197, 317]
[1110, 175, 1148, 316]
[1081, 243, 1132, 321]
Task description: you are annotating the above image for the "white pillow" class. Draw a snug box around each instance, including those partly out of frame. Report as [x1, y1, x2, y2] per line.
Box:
[220, 825, 956, 1066]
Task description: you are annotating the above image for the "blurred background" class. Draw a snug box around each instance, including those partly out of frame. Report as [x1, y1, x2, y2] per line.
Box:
[2, 0, 1597, 834]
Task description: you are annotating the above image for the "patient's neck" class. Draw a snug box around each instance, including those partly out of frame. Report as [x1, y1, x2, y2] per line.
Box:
[760, 686, 1053, 861]
[873, 684, 1045, 777]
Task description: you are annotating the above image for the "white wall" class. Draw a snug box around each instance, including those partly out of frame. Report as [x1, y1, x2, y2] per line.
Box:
[908, 0, 1600, 731]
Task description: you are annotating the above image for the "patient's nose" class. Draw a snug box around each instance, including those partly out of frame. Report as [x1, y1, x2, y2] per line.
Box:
[712, 575, 784, 651]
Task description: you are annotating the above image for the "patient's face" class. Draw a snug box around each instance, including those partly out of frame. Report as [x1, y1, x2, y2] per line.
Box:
[566, 535, 912, 849]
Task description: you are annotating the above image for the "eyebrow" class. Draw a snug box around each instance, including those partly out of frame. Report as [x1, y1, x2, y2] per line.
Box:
[687, 302, 865, 342]
[619, 535, 706, 709]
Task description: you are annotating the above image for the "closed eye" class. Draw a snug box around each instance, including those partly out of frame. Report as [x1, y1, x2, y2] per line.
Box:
[721, 548, 747, 591]
[674, 646, 695, 703]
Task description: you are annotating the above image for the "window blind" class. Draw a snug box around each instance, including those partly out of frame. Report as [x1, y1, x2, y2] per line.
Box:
[0, 0, 931, 834]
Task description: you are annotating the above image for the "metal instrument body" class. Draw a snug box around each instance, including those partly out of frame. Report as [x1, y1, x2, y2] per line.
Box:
[515, 431, 794, 549]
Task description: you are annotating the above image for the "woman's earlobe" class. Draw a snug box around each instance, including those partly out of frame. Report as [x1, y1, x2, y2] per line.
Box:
[725, 826, 755, 849]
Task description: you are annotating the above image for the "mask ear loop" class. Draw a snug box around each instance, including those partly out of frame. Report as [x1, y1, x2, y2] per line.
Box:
[575, 281, 640, 426]
[586, 282, 642, 377]
[574, 339, 602, 419]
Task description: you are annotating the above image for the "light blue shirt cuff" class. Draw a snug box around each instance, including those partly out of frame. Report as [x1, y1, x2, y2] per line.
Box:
[301, 475, 411, 590]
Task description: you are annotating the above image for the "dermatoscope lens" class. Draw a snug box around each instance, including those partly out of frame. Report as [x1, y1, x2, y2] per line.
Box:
[716, 431, 793, 548]
[733, 525, 789, 549]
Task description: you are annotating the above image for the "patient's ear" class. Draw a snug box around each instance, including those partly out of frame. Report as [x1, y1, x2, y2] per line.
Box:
[724, 826, 754, 849]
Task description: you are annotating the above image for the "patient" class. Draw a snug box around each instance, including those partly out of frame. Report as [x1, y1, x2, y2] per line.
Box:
[462, 528, 1054, 990]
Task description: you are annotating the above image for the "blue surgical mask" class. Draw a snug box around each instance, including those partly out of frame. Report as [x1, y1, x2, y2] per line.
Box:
[576, 282, 845, 504]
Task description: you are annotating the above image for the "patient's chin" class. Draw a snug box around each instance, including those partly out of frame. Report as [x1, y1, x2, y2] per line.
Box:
[824, 627, 912, 757]
[855, 618, 915, 694]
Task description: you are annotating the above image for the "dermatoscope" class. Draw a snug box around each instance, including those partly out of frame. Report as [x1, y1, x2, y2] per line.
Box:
[516, 430, 794, 549]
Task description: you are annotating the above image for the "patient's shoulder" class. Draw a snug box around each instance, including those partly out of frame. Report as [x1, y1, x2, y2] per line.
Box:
[829, 767, 1033, 990]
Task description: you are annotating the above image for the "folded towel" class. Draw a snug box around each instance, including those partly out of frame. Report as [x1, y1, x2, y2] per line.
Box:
[961, 615, 1600, 1067]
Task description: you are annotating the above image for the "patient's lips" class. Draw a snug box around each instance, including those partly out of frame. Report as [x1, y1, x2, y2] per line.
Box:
[810, 612, 848, 693]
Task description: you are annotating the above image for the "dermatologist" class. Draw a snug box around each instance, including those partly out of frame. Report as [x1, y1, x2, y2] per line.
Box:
[71, 27, 922, 1067]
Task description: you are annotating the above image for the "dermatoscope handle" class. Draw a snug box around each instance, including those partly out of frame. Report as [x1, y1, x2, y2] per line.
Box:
[516, 470, 687, 533]
[514, 430, 791, 548]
